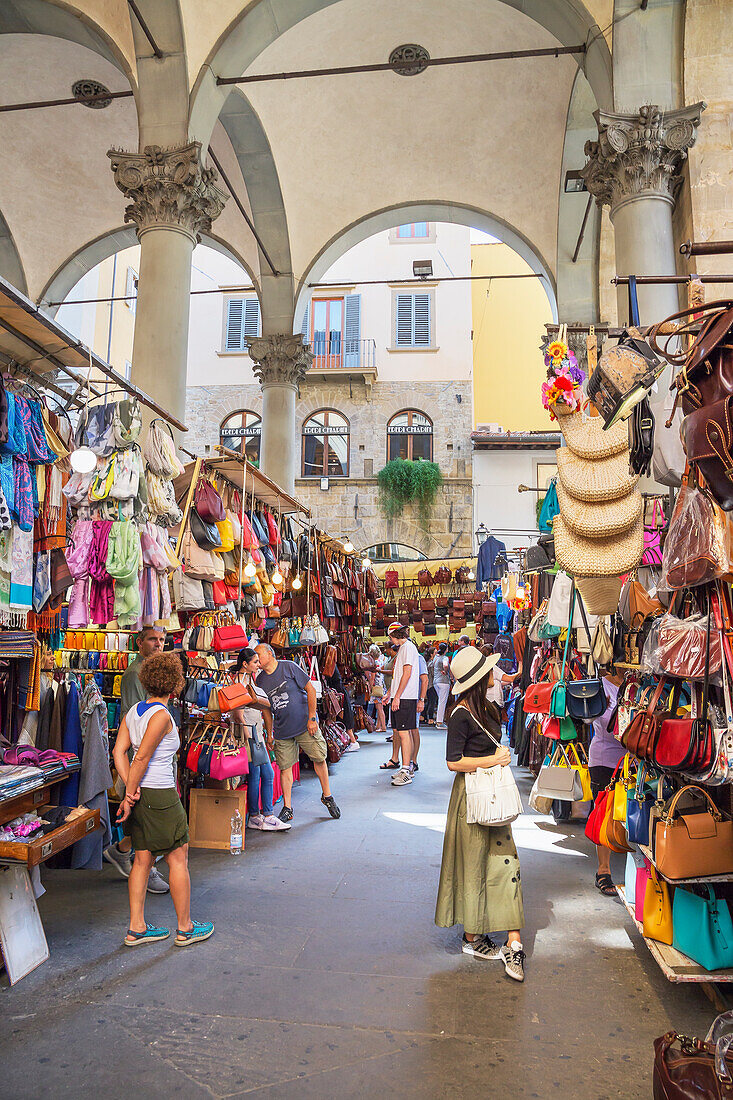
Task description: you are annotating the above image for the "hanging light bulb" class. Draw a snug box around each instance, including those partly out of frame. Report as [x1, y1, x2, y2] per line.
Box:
[362, 555, 371, 568]
[272, 569, 283, 585]
[343, 538, 354, 553]
[467, 569, 476, 582]
[244, 557, 257, 578]
[70, 445, 97, 474]
[291, 574, 303, 590]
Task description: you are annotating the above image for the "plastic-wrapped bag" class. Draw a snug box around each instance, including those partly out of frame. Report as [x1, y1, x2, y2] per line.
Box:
[660, 479, 731, 590]
[655, 611, 722, 679]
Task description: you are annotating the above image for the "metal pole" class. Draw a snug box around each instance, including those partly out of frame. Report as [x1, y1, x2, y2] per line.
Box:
[613, 274, 733, 285]
[216, 44, 586, 86]
[176, 457, 202, 559]
[0, 90, 134, 114]
[572, 194, 593, 264]
[679, 240, 733, 258]
[207, 149, 279, 277]
[126, 0, 164, 58]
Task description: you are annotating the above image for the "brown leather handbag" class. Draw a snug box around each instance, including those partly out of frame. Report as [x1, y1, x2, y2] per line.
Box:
[651, 299, 733, 416]
[434, 565, 452, 585]
[436, 596, 449, 609]
[654, 785, 733, 880]
[417, 568, 434, 587]
[420, 597, 435, 611]
[684, 395, 733, 511]
[622, 680, 668, 762]
[654, 1031, 733, 1099]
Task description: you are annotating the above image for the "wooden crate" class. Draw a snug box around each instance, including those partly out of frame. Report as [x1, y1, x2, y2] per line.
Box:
[188, 787, 247, 851]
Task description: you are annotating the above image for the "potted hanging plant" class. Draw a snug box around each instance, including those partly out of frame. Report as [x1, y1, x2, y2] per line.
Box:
[377, 459, 442, 526]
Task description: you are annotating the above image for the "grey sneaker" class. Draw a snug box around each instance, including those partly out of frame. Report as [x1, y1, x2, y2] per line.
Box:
[501, 941, 526, 982]
[146, 866, 170, 894]
[462, 935, 503, 961]
[391, 768, 413, 786]
[104, 843, 133, 879]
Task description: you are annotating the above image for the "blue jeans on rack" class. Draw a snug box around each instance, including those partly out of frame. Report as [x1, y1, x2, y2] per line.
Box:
[247, 760, 275, 816]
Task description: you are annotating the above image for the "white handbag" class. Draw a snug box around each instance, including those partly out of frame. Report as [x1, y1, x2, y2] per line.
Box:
[546, 570, 574, 628]
[308, 655, 323, 699]
[457, 709, 523, 826]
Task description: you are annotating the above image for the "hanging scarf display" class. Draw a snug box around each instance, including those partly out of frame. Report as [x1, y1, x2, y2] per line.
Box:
[66, 519, 95, 627]
[9, 526, 33, 617]
[0, 527, 12, 616]
[89, 519, 114, 625]
[105, 519, 142, 627]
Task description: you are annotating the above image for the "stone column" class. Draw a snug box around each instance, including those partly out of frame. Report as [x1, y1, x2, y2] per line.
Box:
[249, 335, 313, 494]
[108, 142, 226, 427]
[582, 103, 704, 324]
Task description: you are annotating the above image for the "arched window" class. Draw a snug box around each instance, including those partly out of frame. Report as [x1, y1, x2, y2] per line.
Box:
[302, 410, 349, 478]
[220, 410, 261, 464]
[387, 410, 433, 462]
[362, 543, 427, 563]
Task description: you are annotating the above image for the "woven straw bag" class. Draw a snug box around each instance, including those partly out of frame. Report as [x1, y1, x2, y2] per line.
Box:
[556, 447, 640, 503]
[553, 513, 644, 577]
[559, 410, 629, 460]
[575, 575, 623, 616]
[555, 480, 642, 539]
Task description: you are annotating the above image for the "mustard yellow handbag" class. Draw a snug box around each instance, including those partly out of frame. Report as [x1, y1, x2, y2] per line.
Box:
[613, 754, 634, 822]
[642, 865, 673, 945]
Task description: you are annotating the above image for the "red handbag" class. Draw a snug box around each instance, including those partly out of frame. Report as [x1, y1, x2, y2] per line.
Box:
[185, 736, 204, 773]
[585, 788, 610, 845]
[212, 580, 228, 606]
[212, 623, 249, 651]
[385, 569, 399, 589]
[194, 478, 225, 523]
[524, 682, 554, 714]
[266, 510, 280, 547]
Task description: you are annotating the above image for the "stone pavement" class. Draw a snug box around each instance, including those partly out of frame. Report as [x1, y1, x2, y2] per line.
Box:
[0, 731, 716, 1098]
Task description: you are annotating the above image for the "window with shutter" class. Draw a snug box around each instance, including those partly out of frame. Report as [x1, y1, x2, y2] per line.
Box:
[396, 295, 414, 346]
[225, 298, 244, 351]
[243, 298, 261, 346]
[300, 302, 309, 340]
[125, 267, 138, 315]
[343, 294, 361, 367]
[395, 293, 432, 347]
[413, 293, 431, 346]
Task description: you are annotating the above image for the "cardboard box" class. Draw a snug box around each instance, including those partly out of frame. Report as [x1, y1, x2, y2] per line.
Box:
[188, 787, 247, 851]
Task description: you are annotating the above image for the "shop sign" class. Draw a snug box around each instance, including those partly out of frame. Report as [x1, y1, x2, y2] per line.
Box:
[303, 425, 348, 435]
[387, 424, 431, 434]
[221, 426, 261, 438]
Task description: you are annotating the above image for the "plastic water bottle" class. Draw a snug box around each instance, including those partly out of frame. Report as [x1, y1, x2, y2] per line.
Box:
[230, 809, 243, 856]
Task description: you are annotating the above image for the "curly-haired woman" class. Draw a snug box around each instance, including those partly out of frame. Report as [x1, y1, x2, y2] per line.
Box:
[114, 652, 214, 948]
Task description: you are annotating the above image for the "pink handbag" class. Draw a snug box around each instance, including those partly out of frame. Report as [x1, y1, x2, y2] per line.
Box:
[634, 860, 651, 923]
[208, 739, 250, 780]
[641, 499, 664, 566]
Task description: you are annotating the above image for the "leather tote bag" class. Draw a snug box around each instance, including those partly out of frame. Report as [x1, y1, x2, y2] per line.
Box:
[642, 864, 674, 946]
[654, 785, 733, 880]
[653, 1029, 733, 1098]
[672, 885, 733, 971]
[191, 508, 222, 551]
[194, 477, 225, 523]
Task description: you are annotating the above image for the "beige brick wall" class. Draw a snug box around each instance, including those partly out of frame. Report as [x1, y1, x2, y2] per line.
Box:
[185, 378, 473, 558]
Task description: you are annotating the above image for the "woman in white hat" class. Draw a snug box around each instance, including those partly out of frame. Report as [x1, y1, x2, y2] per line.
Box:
[434, 647, 526, 982]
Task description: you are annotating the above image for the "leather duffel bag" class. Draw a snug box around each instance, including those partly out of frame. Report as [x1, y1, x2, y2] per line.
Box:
[653, 1030, 733, 1099]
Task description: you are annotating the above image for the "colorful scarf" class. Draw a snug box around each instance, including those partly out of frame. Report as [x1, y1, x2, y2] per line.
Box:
[10, 525, 34, 616]
[66, 519, 95, 627]
[89, 519, 114, 625]
[106, 520, 141, 627]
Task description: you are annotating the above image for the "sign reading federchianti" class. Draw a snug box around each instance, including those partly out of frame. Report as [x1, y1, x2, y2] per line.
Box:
[303, 425, 349, 435]
[221, 426, 261, 438]
[387, 424, 431, 434]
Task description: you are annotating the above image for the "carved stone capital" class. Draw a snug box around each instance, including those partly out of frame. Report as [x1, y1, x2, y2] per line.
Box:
[107, 141, 227, 242]
[249, 334, 313, 387]
[581, 102, 705, 212]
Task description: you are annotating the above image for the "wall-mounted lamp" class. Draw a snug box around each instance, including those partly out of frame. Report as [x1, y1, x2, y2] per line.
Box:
[564, 169, 587, 193]
[413, 260, 433, 279]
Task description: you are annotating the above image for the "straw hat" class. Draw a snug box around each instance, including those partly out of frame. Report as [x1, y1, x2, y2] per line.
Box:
[556, 447, 640, 503]
[555, 480, 642, 539]
[553, 513, 644, 577]
[450, 647, 501, 695]
[575, 574, 623, 616]
[558, 410, 629, 460]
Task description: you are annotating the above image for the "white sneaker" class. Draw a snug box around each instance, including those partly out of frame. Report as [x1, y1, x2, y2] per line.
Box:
[247, 814, 265, 830]
[391, 768, 413, 786]
[501, 940, 526, 982]
[261, 814, 291, 831]
[345, 742, 361, 752]
[462, 935, 503, 961]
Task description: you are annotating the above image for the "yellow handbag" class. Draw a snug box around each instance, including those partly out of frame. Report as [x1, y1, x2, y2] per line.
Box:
[642, 866, 673, 945]
[215, 519, 235, 554]
[613, 754, 634, 822]
[558, 742, 593, 802]
[109, 652, 119, 671]
[112, 675, 122, 697]
[83, 632, 94, 651]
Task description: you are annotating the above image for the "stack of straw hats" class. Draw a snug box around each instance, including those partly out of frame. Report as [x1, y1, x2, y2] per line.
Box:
[552, 405, 643, 614]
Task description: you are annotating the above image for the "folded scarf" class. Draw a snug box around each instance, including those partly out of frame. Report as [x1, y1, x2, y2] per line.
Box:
[105, 520, 141, 627]
[89, 519, 114, 625]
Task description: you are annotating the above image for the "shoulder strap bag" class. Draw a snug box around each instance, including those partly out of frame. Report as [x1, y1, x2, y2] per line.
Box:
[564, 589, 607, 722]
[455, 705, 523, 826]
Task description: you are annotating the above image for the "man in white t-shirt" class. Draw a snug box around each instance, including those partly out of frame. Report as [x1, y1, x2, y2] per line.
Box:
[383, 623, 420, 786]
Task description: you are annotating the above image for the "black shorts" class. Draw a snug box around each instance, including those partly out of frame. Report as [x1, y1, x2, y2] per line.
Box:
[589, 765, 615, 799]
[392, 699, 418, 731]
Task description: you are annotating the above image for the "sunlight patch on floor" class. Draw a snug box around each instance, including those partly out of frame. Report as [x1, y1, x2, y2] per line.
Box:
[382, 811, 448, 833]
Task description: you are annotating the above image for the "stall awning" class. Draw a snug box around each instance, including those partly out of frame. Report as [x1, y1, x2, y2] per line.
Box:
[371, 556, 476, 584]
[0, 275, 187, 431]
[173, 455, 311, 517]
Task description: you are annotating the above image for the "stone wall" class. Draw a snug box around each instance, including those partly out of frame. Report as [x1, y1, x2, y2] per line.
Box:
[185, 377, 474, 558]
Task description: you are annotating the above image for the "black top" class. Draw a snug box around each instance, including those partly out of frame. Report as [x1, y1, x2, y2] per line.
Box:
[446, 705, 500, 762]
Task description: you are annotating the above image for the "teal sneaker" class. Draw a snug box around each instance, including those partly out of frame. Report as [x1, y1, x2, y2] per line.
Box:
[175, 919, 215, 947]
[124, 923, 170, 947]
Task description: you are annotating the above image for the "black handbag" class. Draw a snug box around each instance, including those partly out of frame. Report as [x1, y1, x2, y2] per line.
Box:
[565, 589, 607, 721]
[190, 507, 222, 550]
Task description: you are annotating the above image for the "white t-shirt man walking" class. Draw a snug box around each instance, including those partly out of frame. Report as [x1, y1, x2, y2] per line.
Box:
[384, 623, 420, 786]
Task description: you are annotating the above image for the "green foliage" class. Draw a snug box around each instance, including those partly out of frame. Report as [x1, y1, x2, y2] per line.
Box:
[377, 459, 443, 526]
[536, 495, 545, 528]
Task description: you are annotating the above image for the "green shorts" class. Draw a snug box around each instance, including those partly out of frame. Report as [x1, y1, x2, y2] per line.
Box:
[273, 729, 328, 770]
[124, 787, 189, 858]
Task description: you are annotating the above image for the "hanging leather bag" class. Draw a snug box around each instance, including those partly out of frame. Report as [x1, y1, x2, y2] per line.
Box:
[564, 589, 607, 721]
[655, 604, 715, 774]
[190, 508, 222, 551]
[654, 785, 733, 880]
[194, 477, 225, 523]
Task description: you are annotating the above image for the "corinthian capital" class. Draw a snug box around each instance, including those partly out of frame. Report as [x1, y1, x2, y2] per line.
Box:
[581, 102, 705, 211]
[249, 334, 313, 387]
[108, 141, 227, 242]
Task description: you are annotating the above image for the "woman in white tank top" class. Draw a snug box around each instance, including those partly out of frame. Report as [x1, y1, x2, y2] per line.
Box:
[113, 652, 214, 950]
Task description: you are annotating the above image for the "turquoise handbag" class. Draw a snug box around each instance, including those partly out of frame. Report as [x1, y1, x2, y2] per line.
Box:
[550, 587, 575, 719]
[672, 885, 733, 971]
[538, 619, 561, 640]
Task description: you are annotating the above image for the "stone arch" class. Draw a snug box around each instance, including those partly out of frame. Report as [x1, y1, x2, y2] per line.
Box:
[38, 226, 261, 316]
[351, 516, 448, 560]
[0, 208, 28, 295]
[295, 201, 559, 328]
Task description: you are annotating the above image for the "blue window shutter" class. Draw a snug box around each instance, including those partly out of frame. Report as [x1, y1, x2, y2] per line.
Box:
[343, 294, 361, 367]
[396, 294, 414, 346]
[243, 298, 261, 346]
[225, 298, 244, 350]
[413, 293, 431, 346]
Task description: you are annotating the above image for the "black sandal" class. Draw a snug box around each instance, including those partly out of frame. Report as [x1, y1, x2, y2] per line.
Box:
[379, 758, 400, 769]
[595, 872, 616, 897]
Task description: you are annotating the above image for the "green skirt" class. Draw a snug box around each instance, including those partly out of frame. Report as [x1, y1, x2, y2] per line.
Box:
[124, 787, 189, 858]
[435, 772, 524, 936]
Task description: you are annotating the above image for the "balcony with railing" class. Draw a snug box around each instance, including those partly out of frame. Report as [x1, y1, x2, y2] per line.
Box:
[305, 335, 378, 384]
